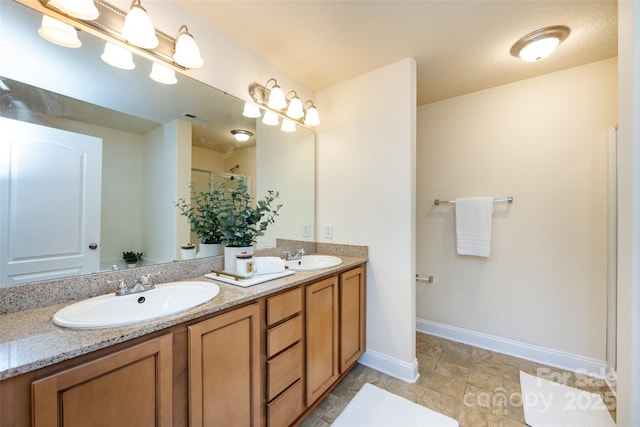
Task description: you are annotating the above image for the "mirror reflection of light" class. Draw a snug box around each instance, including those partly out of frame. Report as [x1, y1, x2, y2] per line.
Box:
[242, 102, 261, 118]
[281, 119, 296, 133]
[101, 42, 135, 70]
[149, 63, 177, 85]
[262, 110, 279, 126]
[38, 15, 82, 48]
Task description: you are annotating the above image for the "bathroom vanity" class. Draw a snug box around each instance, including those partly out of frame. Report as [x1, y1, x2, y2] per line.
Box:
[0, 255, 366, 427]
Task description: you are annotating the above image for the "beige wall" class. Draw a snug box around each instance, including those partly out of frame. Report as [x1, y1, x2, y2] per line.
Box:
[317, 58, 418, 381]
[416, 58, 617, 361]
[615, 1, 640, 424]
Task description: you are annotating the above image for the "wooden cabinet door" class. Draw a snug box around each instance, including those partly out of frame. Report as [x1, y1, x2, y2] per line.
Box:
[188, 303, 261, 427]
[32, 334, 173, 427]
[340, 266, 366, 372]
[305, 276, 338, 404]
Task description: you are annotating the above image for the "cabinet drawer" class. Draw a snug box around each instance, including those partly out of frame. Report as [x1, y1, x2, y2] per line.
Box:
[267, 380, 304, 427]
[268, 342, 303, 401]
[267, 315, 302, 357]
[267, 287, 302, 326]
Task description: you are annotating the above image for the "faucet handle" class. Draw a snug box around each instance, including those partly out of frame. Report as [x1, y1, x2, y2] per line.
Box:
[107, 279, 128, 295]
[283, 250, 292, 260]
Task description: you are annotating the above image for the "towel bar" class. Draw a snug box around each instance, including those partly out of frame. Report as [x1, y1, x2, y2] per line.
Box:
[434, 196, 513, 206]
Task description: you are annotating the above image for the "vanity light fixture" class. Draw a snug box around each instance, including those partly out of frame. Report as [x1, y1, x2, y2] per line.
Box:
[264, 79, 287, 110]
[38, 15, 82, 48]
[242, 102, 262, 118]
[121, 0, 159, 49]
[101, 42, 135, 70]
[173, 25, 203, 69]
[281, 119, 297, 133]
[303, 101, 320, 126]
[39, 0, 204, 77]
[510, 25, 570, 62]
[231, 129, 253, 142]
[249, 81, 320, 127]
[285, 91, 304, 119]
[149, 62, 177, 84]
[47, 0, 98, 20]
[262, 110, 280, 126]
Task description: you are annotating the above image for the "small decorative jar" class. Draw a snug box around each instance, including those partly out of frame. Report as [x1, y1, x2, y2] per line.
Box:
[180, 243, 196, 260]
[235, 252, 255, 278]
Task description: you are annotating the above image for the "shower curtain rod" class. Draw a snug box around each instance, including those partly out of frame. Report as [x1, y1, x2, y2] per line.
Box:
[434, 197, 513, 206]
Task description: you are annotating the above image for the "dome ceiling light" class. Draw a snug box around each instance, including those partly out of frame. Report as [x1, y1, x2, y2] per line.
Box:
[231, 129, 253, 142]
[510, 25, 570, 62]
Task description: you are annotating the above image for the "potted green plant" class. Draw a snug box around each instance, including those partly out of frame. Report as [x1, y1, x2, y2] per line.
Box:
[176, 184, 225, 258]
[122, 251, 143, 268]
[214, 176, 282, 272]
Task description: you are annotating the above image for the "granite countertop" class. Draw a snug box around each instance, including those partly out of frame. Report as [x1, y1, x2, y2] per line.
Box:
[0, 255, 366, 381]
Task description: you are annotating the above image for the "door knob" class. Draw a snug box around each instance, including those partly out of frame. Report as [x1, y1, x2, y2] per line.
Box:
[89, 243, 98, 250]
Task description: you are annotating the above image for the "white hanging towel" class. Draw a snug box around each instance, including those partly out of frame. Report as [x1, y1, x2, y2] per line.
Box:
[455, 197, 494, 257]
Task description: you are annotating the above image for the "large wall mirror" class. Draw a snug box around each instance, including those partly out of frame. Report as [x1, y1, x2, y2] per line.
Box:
[0, 0, 315, 287]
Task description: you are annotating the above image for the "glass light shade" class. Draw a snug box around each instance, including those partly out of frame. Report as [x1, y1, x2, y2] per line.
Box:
[121, 4, 158, 49]
[173, 29, 203, 68]
[149, 62, 177, 84]
[262, 111, 279, 126]
[267, 85, 287, 110]
[281, 119, 297, 133]
[101, 42, 135, 70]
[231, 130, 252, 142]
[286, 96, 304, 119]
[518, 37, 560, 62]
[47, 0, 98, 20]
[242, 103, 261, 118]
[304, 105, 320, 126]
[38, 16, 81, 48]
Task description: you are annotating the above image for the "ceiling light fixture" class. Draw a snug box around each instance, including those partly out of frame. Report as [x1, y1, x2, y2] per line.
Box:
[173, 25, 203, 68]
[231, 129, 253, 142]
[47, 0, 98, 20]
[38, 15, 82, 48]
[121, 0, 158, 49]
[249, 81, 320, 128]
[510, 25, 570, 62]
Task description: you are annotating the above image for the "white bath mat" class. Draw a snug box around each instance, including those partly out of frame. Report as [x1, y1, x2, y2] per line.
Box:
[520, 371, 616, 427]
[331, 383, 459, 427]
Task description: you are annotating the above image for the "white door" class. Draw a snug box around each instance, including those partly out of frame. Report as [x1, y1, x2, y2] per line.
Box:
[0, 117, 102, 286]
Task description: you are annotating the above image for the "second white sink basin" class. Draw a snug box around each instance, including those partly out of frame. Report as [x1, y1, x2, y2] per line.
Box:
[53, 281, 220, 329]
[284, 255, 343, 271]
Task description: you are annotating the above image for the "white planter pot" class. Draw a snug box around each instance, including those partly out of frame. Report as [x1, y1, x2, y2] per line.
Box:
[197, 243, 223, 258]
[224, 246, 254, 274]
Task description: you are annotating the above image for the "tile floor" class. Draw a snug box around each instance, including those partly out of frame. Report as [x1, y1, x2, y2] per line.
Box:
[301, 332, 616, 427]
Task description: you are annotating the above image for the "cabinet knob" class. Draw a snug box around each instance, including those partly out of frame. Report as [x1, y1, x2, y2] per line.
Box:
[89, 243, 98, 250]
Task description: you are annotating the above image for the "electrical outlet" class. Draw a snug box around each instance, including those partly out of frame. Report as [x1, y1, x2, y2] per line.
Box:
[324, 224, 333, 239]
[302, 224, 310, 237]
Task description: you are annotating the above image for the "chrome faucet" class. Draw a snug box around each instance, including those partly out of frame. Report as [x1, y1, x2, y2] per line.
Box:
[112, 272, 160, 296]
[283, 248, 305, 261]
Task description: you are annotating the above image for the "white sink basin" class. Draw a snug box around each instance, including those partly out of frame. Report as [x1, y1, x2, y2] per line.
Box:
[284, 255, 343, 271]
[53, 281, 220, 329]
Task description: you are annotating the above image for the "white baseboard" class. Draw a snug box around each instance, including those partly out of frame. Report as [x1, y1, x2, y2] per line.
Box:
[416, 318, 608, 379]
[358, 349, 420, 383]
